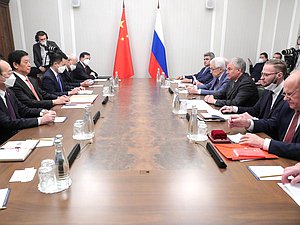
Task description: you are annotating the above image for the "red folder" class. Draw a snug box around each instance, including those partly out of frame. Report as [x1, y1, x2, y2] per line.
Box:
[214, 144, 278, 160]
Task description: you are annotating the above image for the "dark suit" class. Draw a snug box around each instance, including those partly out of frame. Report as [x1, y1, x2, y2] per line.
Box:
[33, 40, 67, 68]
[198, 71, 229, 95]
[253, 102, 300, 161]
[72, 62, 98, 81]
[11, 74, 57, 110]
[0, 89, 41, 144]
[214, 73, 259, 107]
[237, 88, 285, 119]
[41, 68, 70, 96]
[185, 67, 213, 85]
[250, 62, 265, 82]
[61, 69, 81, 88]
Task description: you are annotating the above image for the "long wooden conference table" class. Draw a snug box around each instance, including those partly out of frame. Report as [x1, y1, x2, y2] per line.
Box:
[0, 78, 299, 225]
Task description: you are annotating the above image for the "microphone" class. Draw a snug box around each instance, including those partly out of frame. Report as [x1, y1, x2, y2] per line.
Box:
[102, 96, 109, 105]
[168, 87, 174, 94]
[67, 144, 81, 168]
[206, 142, 227, 168]
[93, 111, 100, 124]
[186, 112, 190, 122]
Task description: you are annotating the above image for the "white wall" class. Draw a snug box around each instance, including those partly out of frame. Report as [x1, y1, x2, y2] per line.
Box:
[9, 0, 300, 78]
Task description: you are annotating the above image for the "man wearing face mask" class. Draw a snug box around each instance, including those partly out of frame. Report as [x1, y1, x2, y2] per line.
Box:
[248, 52, 268, 82]
[41, 53, 80, 96]
[33, 31, 67, 73]
[0, 59, 56, 144]
[9, 50, 70, 110]
[220, 59, 286, 122]
[72, 52, 98, 81]
[61, 55, 93, 88]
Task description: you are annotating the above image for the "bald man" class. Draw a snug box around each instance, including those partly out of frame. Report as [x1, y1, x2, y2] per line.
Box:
[228, 70, 300, 161]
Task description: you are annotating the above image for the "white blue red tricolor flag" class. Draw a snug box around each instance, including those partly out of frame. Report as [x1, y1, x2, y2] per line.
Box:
[148, 7, 168, 78]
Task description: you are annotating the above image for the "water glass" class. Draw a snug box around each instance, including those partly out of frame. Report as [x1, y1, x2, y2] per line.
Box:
[41, 159, 55, 168]
[179, 100, 187, 114]
[38, 166, 57, 193]
[102, 86, 109, 96]
[73, 120, 85, 140]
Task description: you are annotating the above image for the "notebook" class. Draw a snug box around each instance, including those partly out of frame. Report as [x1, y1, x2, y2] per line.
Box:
[0, 140, 39, 162]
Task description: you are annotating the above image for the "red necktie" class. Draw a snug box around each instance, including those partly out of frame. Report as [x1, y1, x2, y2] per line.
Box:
[283, 111, 300, 143]
[25, 77, 40, 101]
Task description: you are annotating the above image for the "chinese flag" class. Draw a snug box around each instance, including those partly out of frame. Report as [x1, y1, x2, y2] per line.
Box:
[113, 4, 134, 79]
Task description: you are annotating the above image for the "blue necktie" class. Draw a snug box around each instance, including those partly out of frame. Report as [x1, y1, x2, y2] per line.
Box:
[57, 75, 63, 92]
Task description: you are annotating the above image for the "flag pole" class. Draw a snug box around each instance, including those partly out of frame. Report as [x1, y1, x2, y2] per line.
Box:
[123, 0, 125, 8]
[157, 0, 159, 9]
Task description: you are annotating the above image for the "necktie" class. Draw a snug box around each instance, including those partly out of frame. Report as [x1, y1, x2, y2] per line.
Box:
[25, 77, 40, 101]
[283, 111, 300, 143]
[212, 78, 219, 90]
[57, 75, 63, 92]
[5, 92, 17, 120]
[262, 91, 273, 118]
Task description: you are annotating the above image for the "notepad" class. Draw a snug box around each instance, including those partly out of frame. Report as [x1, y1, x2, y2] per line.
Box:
[77, 90, 93, 95]
[248, 166, 284, 180]
[69, 94, 98, 103]
[61, 103, 91, 109]
[0, 140, 39, 162]
[278, 183, 300, 206]
[233, 148, 265, 158]
[0, 188, 11, 209]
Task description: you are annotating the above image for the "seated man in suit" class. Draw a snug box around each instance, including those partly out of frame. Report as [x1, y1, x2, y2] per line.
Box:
[282, 162, 300, 184]
[61, 55, 92, 88]
[0, 59, 56, 144]
[248, 52, 268, 82]
[220, 59, 286, 120]
[187, 57, 229, 95]
[8, 50, 69, 110]
[228, 70, 300, 161]
[204, 57, 259, 107]
[41, 53, 80, 96]
[72, 52, 98, 81]
[176, 52, 214, 85]
[33, 30, 67, 73]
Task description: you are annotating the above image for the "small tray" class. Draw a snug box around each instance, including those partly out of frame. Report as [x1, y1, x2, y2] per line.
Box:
[208, 134, 231, 143]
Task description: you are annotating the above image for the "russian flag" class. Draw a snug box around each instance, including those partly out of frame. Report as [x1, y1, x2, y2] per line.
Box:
[149, 8, 168, 78]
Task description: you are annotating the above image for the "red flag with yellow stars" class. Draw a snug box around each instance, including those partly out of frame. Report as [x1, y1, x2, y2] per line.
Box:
[113, 4, 134, 79]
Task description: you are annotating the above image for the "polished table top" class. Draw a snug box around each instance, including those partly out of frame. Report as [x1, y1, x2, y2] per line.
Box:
[0, 79, 299, 225]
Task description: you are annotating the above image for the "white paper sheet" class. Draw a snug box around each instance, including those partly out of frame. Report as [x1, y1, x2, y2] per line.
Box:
[9, 167, 36, 182]
[278, 183, 300, 206]
[54, 117, 67, 123]
[36, 138, 55, 148]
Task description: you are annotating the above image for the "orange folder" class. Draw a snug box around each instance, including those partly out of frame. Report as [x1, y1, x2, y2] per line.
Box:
[214, 143, 278, 160]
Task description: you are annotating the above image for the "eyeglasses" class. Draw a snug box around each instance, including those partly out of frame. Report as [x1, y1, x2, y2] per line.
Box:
[282, 88, 299, 98]
[261, 72, 279, 77]
[210, 67, 219, 71]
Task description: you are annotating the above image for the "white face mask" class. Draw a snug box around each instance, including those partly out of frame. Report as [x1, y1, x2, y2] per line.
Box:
[58, 65, 66, 74]
[83, 59, 90, 66]
[70, 64, 76, 71]
[258, 58, 264, 63]
[4, 74, 16, 88]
